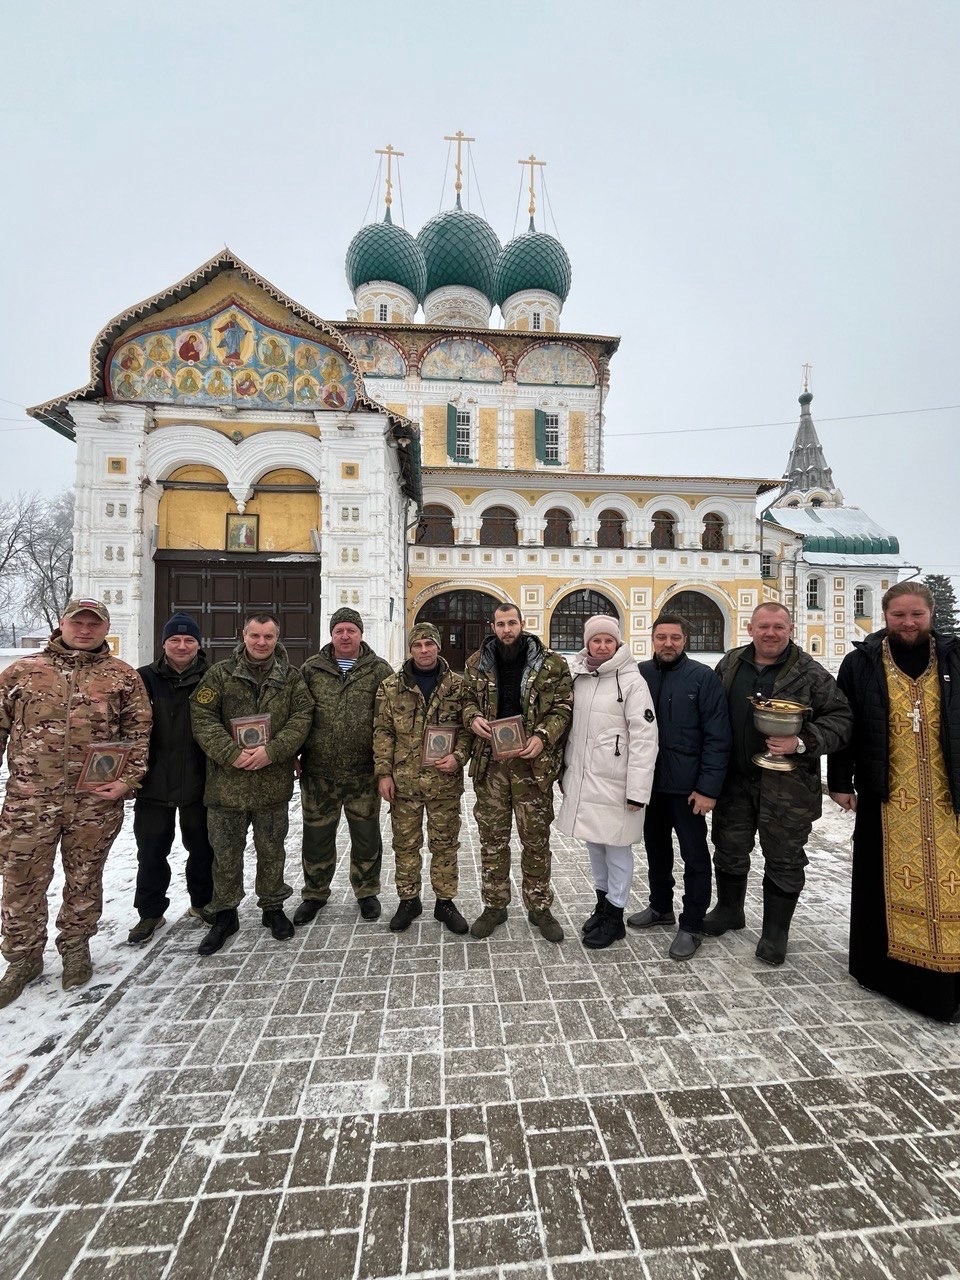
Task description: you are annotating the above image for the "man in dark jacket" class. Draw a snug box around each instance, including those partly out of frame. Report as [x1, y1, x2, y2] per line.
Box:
[127, 613, 215, 944]
[828, 582, 960, 1022]
[295, 609, 393, 924]
[190, 612, 313, 955]
[703, 602, 852, 965]
[461, 602, 573, 942]
[629, 614, 731, 961]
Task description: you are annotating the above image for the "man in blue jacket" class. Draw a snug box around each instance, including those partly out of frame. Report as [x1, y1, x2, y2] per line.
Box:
[629, 614, 731, 960]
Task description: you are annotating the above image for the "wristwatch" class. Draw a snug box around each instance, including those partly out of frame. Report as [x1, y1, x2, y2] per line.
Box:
[794, 738, 807, 755]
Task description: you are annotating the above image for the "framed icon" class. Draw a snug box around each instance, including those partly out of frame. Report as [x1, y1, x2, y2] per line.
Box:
[490, 715, 527, 761]
[226, 513, 259, 552]
[76, 742, 133, 792]
[230, 714, 272, 747]
[422, 725, 457, 765]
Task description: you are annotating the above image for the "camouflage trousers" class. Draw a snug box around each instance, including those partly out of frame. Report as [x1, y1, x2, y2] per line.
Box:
[299, 774, 382, 902]
[207, 805, 292, 912]
[0, 792, 125, 963]
[474, 758, 554, 911]
[711, 770, 816, 894]
[390, 791, 461, 901]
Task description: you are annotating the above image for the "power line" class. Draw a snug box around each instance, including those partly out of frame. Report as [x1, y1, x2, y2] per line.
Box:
[606, 403, 960, 439]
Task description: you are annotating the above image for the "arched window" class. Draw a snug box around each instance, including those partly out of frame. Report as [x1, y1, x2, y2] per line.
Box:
[479, 505, 518, 547]
[651, 510, 676, 550]
[543, 507, 572, 548]
[854, 586, 872, 617]
[416, 504, 455, 546]
[550, 589, 619, 652]
[597, 508, 625, 549]
[701, 512, 725, 551]
[663, 591, 725, 653]
[810, 637, 822, 654]
[806, 577, 823, 610]
[810, 498, 824, 508]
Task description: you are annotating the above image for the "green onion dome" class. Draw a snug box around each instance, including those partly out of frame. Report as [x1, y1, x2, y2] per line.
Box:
[416, 199, 502, 298]
[345, 209, 428, 302]
[495, 223, 572, 305]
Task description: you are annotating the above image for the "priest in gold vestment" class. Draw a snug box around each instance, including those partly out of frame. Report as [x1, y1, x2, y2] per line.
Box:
[829, 583, 960, 1022]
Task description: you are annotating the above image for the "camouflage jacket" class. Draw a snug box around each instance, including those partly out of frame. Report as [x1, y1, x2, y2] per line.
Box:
[300, 642, 393, 782]
[373, 657, 470, 798]
[0, 633, 152, 800]
[190, 642, 313, 810]
[461, 633, 573, 790]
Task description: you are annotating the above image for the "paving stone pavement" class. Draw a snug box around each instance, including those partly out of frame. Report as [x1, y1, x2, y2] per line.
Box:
[1, 786, 960, 1280]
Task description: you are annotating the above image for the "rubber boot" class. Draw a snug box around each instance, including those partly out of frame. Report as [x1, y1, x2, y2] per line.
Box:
[582, 889, 607, 935]
[701, 870, 748, 937]
[755, 878, 799, 966]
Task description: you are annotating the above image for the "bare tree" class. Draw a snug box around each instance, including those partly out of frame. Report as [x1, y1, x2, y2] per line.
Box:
[0, 493, 37, 642]
[19, 490, 75, 633]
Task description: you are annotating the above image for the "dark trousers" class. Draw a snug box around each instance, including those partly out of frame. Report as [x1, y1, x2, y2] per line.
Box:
[643, 792, 712, 933]
[711, 771, 812, 895]
[133, 799, 215, 919]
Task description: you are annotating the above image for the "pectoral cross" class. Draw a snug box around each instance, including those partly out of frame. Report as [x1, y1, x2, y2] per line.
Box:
[375, 143, 403, 209]
[911, 699, 921, 734]
[444, 130, 475, 196]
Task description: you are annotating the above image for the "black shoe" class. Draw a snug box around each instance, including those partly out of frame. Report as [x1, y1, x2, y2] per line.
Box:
[198, 910, 239, 956]
[701, 871, 748, 937]
[434, 898, 469, 935]
[755, 878, 799, 966]
[583, 903, 626, 950]
[261, 909, 294, 941]
[669, 929, 702, 961]
[626, 905, 676, 930]
[582, 890, 608, 935]
[389, 897, 423, 931]
[293, 899, 325, 927]
[359, 895, 382, 921]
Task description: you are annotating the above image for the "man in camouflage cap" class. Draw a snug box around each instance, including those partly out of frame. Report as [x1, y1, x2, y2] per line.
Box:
[0, 599, 152, 1006]
[295, 608, 393, 923]
[374, 622, 471, 934]
[462, 602, 573, 942]
[190, 612, 313, 955]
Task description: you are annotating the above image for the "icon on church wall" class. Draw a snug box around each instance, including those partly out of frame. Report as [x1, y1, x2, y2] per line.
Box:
[146, 334, 174, 363]
[258, 335, 290, 367]
[344, 332, 405, 378]
[177, 331, 207, 363]
[119, 344, 145, 372]
[234, 368, 260, 398]
[421, 337, 503, 383]
[515, 344, 596, 386]
[226, 513, 259, 552]
[175, 366, 203, 396]
[205, 368, 231, 398]
[294, 373, 321, 404]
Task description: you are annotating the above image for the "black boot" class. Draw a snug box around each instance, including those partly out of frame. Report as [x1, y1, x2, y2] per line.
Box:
[701, 871, 748, 937]
[261, 909, 294, 940]
[583, 902, 626, 950]
[198, 909, 239, 956]
[755, 878, 799, 966]
[434, 899, 469, 935]
[389, 896, 423, 932]
[582, 889, 607, 935]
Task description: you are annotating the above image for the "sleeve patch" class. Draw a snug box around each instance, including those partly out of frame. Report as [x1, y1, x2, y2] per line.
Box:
[644, 709, 655, 722]
[195, 687, 217, 705]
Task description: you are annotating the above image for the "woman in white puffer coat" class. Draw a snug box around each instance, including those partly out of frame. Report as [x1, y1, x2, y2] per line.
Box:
[556, 615, 658, 948]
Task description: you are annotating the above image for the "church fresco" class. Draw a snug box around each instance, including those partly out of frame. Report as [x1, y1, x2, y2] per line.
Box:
[343, 332, 406, 378]
[516, 344, 595, 386]
[106, 305, 357, 411]
[420, 338, 503, 383]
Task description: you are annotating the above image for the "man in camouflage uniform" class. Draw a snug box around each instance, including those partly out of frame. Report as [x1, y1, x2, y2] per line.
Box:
[703, 602, 852, 964]
[462, 602, 573, 942]
[190, 612, 313, 955]
[373, 622, 471, 934]
[295, 608, 392, 924]
[0, 599, 152, 1006]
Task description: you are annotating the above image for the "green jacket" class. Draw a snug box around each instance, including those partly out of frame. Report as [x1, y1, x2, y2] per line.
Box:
[373, 658, 471, 798]
[190, 642, 313, 809]
[461, 633, 573, 791]
[300, 641, 393, 782]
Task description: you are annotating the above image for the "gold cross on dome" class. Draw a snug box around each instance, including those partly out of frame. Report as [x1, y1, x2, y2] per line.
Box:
[518, 153, 546, 218]
[444, 130, 475, 195]
[375, 143, 404, 209]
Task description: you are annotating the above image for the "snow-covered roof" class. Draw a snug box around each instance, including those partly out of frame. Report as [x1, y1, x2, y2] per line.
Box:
[765, 505, 900, 555]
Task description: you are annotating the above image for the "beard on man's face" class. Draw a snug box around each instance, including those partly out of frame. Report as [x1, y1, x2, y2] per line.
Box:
[495, 634, 524, 661]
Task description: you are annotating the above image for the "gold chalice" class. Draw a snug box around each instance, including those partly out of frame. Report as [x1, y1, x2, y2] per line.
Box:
[749, 696, 811, 772]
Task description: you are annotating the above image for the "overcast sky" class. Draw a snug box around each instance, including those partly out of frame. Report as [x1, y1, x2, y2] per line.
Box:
[2, 0, 957, 581]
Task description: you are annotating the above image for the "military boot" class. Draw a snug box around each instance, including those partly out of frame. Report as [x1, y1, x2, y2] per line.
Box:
[583, 903, 625, 950]
[582, 890, 607, 935]
[701, 871, 748, 936]
[755, 878, 800, 966]
[0, 956, 43, 1008]
[527, 908, 564, 943]
[261, 909, 294, 941]
[198, 910, 240, 956]
[61, 941, 93, 991]
[434, 899, 469, 935]
[389, 896, 423, 932]
[127, 916, 164, 945]
[470, 906, 508, 938]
